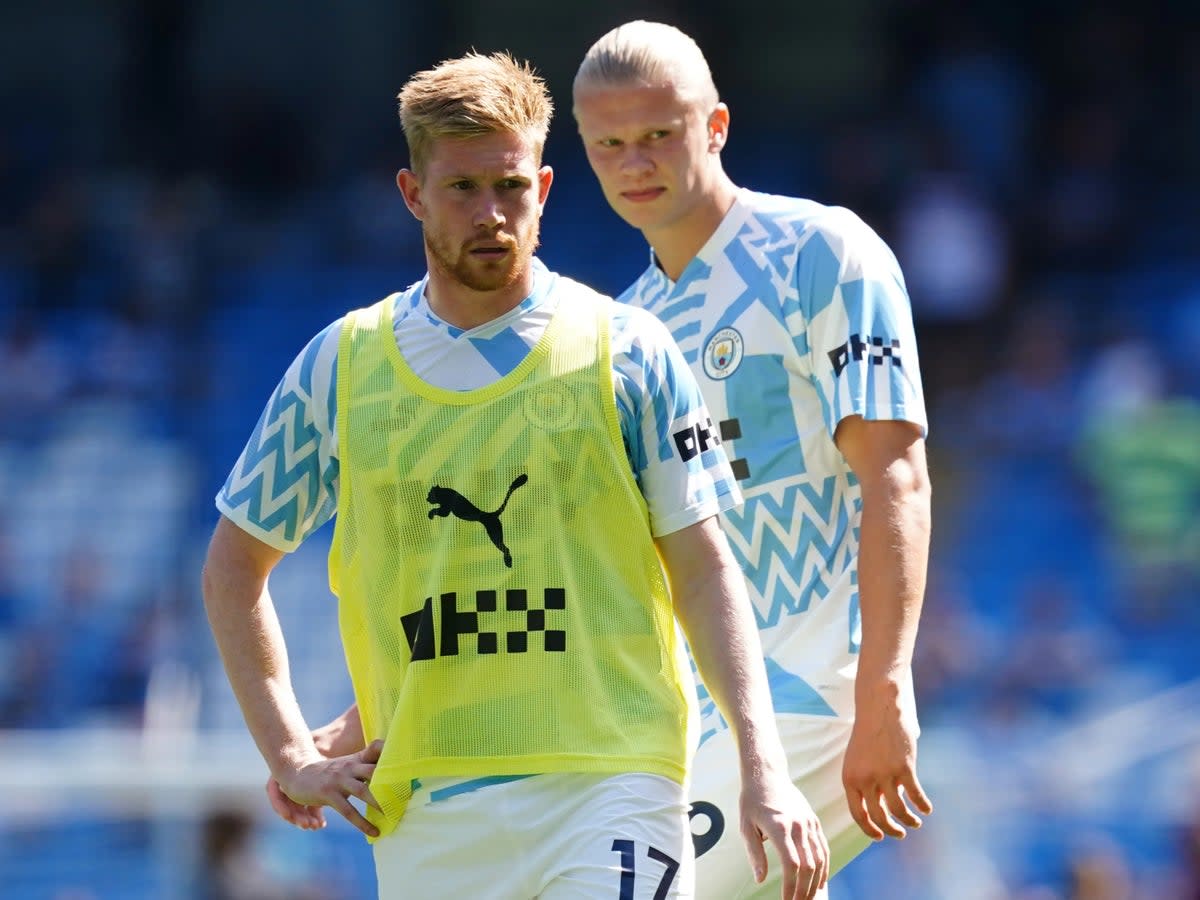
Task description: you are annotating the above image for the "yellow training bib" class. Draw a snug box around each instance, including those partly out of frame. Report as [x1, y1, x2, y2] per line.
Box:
[329, 282, 691, 836]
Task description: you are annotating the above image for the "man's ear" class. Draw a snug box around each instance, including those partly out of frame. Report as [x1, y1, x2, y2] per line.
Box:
[536, 165, 554, 209]
[396, 169, 423, 220]
[708, 103, 730, 152]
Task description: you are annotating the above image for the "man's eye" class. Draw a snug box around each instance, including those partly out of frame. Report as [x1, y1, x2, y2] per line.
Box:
[599, 138, 621, 148]
[649, 130, 670, 140]
[451, 181, 474, 190]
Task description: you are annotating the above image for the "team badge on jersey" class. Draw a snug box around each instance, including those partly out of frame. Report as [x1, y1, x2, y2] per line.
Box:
[702, 327, 744, 380]
[523, 383, 577, 431]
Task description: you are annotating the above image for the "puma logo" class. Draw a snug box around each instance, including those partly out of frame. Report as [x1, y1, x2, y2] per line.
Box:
[426, 474, 529, 568]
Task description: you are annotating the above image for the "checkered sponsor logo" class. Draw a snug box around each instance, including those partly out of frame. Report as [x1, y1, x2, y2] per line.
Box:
[672, 417, 722, 462]
[402, 588, 567, 659]
[828, 333, 902, 376]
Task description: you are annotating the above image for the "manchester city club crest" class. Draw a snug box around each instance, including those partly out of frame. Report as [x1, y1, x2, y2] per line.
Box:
[523, 382, 578, 431]
[702, 327, 744, 380]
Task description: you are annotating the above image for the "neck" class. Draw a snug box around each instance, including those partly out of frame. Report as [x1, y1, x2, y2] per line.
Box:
[423, 264, 536, 330]
[645, 177, 739, 281]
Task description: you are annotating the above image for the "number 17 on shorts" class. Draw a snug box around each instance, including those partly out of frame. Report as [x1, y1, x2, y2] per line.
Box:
[612, 839, 684, 900]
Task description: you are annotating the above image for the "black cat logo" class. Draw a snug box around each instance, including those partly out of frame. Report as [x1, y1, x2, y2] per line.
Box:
[426, 474, 529, 567]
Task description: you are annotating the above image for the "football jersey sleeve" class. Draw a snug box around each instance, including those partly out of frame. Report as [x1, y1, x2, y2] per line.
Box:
[800, 209, 928, 439]
[611, 304, 742, 537]
[215, 318, 342, 551]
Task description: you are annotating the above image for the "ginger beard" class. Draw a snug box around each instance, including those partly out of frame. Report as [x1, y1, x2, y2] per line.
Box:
[423, 216, 541, 293]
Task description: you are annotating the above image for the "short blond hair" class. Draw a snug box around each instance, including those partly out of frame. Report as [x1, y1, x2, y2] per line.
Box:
[573, 21, 718, 108]
[398, 51, 553, 175]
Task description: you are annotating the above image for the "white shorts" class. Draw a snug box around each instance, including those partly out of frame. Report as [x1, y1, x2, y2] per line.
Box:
[373, 771, 696, 899]
[688, 715, 871, 900]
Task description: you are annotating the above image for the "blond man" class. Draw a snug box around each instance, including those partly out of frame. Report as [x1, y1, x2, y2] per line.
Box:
[573, 21, 934, 900]
[206, 51, 828, 899]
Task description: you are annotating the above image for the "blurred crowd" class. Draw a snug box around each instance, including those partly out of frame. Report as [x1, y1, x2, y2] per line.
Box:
[0, 1, 1198, 897]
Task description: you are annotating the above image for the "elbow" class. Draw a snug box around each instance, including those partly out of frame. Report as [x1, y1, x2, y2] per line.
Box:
[200, 517, 280, 613]
[200, 525, 230, 604]
[200, 556, 217, 604]
[200, 548, 225, 621]
[907, 459, 932, 507]
[863, 450, 931, 535]
[898, 456, 932, 528]
[200, 522, 244, 617]
[900, 459, 932, 547]
[881, 448, 931, 506]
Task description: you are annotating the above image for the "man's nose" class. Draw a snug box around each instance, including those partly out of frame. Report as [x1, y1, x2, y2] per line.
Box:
[618, 145, 654, 178]
[474, 194, 505, 229]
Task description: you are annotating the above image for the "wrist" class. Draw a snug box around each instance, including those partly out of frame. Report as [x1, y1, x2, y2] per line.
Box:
[854, 667, 918, 721]
[855, 664, 911, 696]
[311, 726, 336, 758]
[736, 736, 790, 784]
[275, 738, 323, 776]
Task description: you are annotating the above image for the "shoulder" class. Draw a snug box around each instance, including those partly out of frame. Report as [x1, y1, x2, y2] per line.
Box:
[340, 293, 399, 340]
[735, 190, 886, 256]
[779, 197, 897, 275]
[291, 315, 346, 385]
[336, 280, 427, 347]
[609, 301, 679, 357]
[302, 284, 423, 384]
[812, 208, 896, 271]
[736, 189, 827, 238]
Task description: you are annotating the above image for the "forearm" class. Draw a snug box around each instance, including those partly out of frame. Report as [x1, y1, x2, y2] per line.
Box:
[854, 454, 931, 698]
[202, 529, 317, 777]
[663, 520, 787, 777]
[685, 571, 786, 776]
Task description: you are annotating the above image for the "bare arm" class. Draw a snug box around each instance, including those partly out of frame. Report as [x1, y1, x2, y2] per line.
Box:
[657, 517, 829, 900]
[202, 517, 381, 835]
[267, 702, 367, 831]
[834, 415, 933, 840]
[203, 517, 314, 770]
[312, 703, 365, 757]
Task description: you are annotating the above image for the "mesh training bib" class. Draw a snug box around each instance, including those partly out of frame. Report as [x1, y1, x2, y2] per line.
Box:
[329, 285, 692, 837]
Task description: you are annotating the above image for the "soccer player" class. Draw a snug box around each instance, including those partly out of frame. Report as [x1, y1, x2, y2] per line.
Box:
[204, 51, 829, 899]
[572, 21, 934, 899]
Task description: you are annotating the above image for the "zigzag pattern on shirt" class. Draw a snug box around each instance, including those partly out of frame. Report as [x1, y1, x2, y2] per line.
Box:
[637, 284, 710, 363]
[742, 210, 819, 305]
[222, 388, 322, 543]
[721, 479, 854, 630]
[618, 270, 672, 316]
[669, 291, 716, 364]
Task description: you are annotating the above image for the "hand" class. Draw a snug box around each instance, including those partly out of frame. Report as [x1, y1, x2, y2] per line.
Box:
[740, 774, 830, 900]
[842, 693, 932, 841]
[270, 739, 385, 837]
[267, 774, 326, 831]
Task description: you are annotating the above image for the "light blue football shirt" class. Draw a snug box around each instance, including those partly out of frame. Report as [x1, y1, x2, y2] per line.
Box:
[620, 189, 928, 737]
[217, 258, 741, 547]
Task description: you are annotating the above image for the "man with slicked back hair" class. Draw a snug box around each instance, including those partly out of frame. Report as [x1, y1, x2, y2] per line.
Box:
[574, 20, 934, 900]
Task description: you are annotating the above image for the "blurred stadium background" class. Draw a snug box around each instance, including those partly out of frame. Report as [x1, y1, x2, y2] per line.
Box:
[0, 1, 1198, 897]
